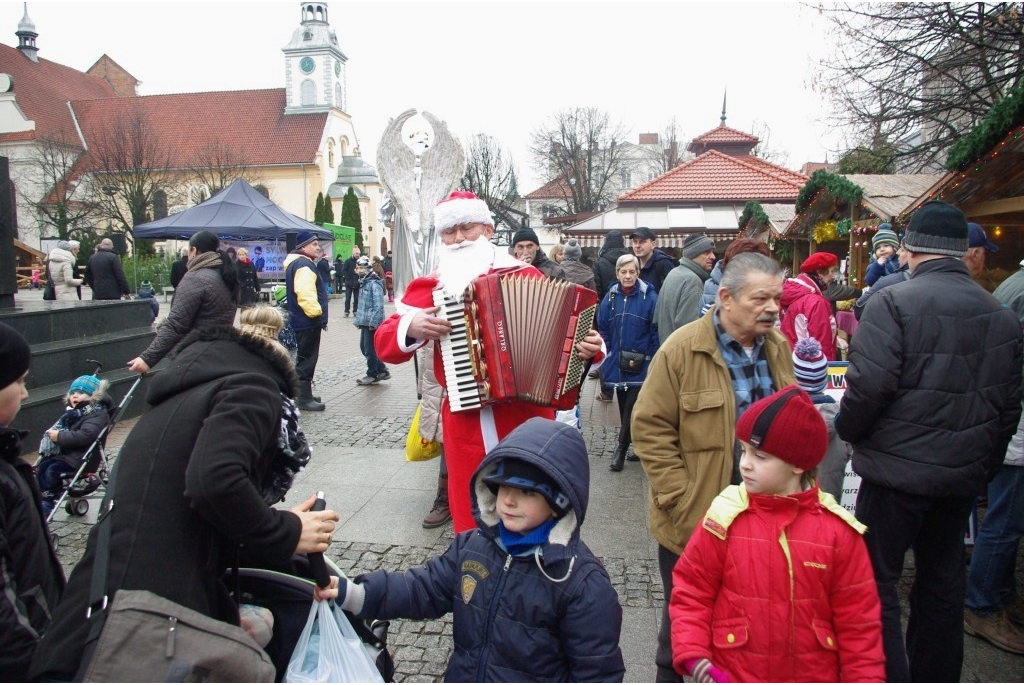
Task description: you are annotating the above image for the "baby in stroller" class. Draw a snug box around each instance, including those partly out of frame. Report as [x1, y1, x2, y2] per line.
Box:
[36, 375, 111, 517]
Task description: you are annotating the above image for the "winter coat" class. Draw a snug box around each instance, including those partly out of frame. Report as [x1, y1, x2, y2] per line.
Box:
[46, 247, 82, 301]
[561, 259, 595, 290]
[993, 269, 1024, 467]
[780, 273, 838, 361]
[597, 280, 659, 388]
[169, 257, 188, 289]
[353, 272, 385, 329]
[342, 256, 362, 288]
[593, 247, 630, 297]
[350, 420, 625, 682]
[316, 257, 333, 290]
[655, 259, 710, 344]
[236, 258, 260, 305]
[639, 248, 677, 293]
[670, 485, 884, 683]
[84, 248, 130, 300]
[0, 427, 66, 681]
[853, 266, 909, 320]
[42, 398, 112, 470]
[837, 258, 1023, 498]
[417, 344, 444, 443]
[284, 252, 328, 331]
[31, 327, 303, 680]
[809, 397, 850, 501]
[863, 255, 900, 287]
[699, 260, 724, 315]
[531, 249, 567, 281]
[138, 252, 237, 367]
[632, 310, 795, 554]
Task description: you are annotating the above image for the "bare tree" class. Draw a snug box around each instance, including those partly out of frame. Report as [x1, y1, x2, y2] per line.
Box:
[85, 104, 174, 248]
[459, 133, 527, 242]
[814, 2, 1024, 171]
[187, 140, 267, 196]
[750, 121, 791, 167]
[529, 107, 631, 216]
[20, 132, 99, 240]
[650, 118, 686, 173]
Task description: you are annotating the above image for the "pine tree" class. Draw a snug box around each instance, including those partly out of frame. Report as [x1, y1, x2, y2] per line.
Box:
[323, 194, 335, 225]
[314, 192, 325, 226]
[341, 186, 363, 250]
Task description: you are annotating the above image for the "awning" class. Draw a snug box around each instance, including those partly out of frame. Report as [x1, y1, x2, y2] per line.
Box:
[563, 230, 742, 249]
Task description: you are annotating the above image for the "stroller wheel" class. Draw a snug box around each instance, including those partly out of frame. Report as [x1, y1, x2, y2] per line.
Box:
[69, 499, 90, 516]
[98, 468, 109, 483]
[65, 500, 75, 515]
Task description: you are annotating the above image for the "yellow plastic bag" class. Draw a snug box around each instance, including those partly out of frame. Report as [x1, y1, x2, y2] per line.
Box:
[406, 404, 442, 462]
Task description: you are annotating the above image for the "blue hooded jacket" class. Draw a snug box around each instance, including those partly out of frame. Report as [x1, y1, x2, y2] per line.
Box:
[350, 418, 625, 682]
[597, 279, 660, 388]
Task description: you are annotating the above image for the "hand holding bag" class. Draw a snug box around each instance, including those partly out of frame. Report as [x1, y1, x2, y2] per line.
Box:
[405, 403, 441, 462]
[618, 350, 646, 374]
[284, 600, 383, 683]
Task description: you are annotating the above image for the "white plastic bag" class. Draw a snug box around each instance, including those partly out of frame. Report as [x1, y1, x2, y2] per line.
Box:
[284, 601, 383, 683]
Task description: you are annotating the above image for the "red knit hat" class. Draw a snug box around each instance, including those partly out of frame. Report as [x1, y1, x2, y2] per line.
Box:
[799, 251, 838, 274]
[735, 385, 828, 471]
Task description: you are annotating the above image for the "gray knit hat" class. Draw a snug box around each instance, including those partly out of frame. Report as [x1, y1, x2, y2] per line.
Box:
[903, 201, 968, 258]
[563, 239, 582, 261]
[682, 234, 715, 260]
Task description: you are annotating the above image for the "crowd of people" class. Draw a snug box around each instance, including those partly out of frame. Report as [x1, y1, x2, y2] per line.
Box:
[3, 193, 1023, 682]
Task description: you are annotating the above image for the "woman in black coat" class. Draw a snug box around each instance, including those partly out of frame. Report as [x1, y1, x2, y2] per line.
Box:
[31, 318, 339, 680]
[236, 247, 261, 306]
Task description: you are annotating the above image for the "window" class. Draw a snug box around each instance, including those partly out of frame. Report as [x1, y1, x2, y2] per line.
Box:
[327, 139, 335, 167]
[189, 185, 210, 206]
[301, 79, 316, 106]
[152, 190, 167, 219]
[620, 171, 631, 187]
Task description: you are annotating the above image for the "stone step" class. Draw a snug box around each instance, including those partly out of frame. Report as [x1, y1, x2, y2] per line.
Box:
[25, 328, 156, 390]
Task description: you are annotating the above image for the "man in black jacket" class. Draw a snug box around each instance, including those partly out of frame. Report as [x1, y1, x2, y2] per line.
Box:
[592, 231, 629, 297]
[169, 246, 188, 289]
[836, 201, 1023, 683]
[511, 227, 565, 280]
[342, 247, 362, 316]
[84, 238, 130, 300]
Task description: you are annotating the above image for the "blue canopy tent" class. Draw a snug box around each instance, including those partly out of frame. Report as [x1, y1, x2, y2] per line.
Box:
[132, 178, 331, 241]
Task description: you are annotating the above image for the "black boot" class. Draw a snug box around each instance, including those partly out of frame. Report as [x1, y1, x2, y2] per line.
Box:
[609, 444, 626, 472]
[296, 380, 325, 412]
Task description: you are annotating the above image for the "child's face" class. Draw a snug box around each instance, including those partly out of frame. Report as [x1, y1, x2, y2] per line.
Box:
[0, 372, 29, 426]
[68, 391, 91, 408]
[739, 441, 804, 496]
[496, 485, 556, 533]
[875, 243, 895, 259]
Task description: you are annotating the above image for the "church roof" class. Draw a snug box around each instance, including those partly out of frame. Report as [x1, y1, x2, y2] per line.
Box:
[0, 43, 117, 144]
[70, 89, 328, 169]
[618, 149, 807, 203]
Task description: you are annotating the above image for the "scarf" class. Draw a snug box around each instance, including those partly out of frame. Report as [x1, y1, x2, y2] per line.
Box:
[39, 401, 105, 458]
[260, 394, 312, 505]
[498, 518, 557, 556]
[187, 250, 223, 272]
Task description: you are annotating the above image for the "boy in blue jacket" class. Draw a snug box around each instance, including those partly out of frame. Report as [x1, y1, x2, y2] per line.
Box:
[325, 417, 625, 682]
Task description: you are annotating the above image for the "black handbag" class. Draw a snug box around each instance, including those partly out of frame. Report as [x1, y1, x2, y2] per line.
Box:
[619, 350, 646, 373]
[42, 262, 56, 300]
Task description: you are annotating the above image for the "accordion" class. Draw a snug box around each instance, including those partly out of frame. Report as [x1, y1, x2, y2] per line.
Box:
[433, 272, 599, 413]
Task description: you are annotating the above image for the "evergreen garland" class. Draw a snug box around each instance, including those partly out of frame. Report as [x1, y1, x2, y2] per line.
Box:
[945, 86, 1024, 171]
[795, 169, 864, 214]
[738, 200, 770, 230]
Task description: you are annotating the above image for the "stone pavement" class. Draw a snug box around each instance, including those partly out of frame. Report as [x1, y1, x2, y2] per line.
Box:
[33, 290, 1022, 682]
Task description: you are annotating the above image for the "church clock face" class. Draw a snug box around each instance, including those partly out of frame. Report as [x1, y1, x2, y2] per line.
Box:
[334, 60, 341, 77]
[300, 56, 315, 74]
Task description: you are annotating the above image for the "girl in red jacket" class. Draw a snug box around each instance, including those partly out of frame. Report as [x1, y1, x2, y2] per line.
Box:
[669, 386, 885, 683]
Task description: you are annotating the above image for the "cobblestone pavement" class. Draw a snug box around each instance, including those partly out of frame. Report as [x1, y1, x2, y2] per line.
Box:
[37, 295, 1023, 682]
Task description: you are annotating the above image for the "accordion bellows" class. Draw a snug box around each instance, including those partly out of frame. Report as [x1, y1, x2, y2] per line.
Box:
[434, 272, 598, 412]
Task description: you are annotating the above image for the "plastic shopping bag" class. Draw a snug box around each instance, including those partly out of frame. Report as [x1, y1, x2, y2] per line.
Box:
[284, 601, 383, 683]
[405, 404, 442, 462]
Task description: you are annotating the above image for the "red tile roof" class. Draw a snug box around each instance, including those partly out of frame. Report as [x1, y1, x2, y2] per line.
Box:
[618, 150, 807, 203]
[0, 43, 116, 144]
[71, 89, 328, 170]
[690, 125, 760, 145]
[525, 176, 571, 200]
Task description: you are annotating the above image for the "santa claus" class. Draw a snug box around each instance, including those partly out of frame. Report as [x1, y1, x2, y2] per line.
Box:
[376, 191, 604, 532]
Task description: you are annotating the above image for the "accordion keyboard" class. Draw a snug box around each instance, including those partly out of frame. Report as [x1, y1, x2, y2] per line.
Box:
[433, 289, 483, 412]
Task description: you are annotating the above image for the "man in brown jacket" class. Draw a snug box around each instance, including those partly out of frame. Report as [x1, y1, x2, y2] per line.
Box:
[632, 252, 795, 682]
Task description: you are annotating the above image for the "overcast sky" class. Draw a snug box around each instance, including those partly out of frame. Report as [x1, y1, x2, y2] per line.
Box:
[1, 0, 843, 191]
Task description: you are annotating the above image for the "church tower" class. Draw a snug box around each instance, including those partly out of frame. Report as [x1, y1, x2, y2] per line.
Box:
[282, 2, 347, 114]
[16, 3, 39, 63]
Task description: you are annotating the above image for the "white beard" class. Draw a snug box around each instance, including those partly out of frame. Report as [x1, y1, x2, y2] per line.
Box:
[437, 236, 497, 298]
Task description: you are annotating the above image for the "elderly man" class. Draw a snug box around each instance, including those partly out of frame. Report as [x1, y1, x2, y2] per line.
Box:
[628, 226, 676, 292]
[84, 238, 130, 301]
[375, 191, 603, 533]
[837, 201, 1023, 682]
[654, 234, 715, 343]
[511, 227, 565, 280]
[284, 230, 328, 411]
[632, 252, 795, 682]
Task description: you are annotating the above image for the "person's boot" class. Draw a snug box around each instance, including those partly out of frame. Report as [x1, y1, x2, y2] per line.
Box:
[609, 444, 626, 472]
[422, 475, 452, 528]
[296, 380, 325, 412]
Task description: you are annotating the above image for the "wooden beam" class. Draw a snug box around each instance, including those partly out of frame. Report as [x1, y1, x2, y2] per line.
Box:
[960, 196, 1024, 218]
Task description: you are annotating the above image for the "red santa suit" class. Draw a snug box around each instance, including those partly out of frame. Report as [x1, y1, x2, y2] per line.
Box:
[375, 257, 555, 532]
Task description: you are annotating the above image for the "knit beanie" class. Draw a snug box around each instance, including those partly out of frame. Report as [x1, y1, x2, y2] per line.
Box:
[484, 458, 571, 517]
[735, 385, 828, 471]
[295, 230, 317, 249]
[69, 375, 100, 396]
[563, 239, 583, 261]
[871, 225, 900, 253]
[511, 227, 540, 247]
[682, 234, 716, 260]
[903, 200, 968, 257]
[0, 321, 31, 390]
[792, 338, 828, 394]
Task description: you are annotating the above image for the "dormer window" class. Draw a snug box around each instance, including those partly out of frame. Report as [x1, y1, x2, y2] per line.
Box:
[303, 30, 312, 41]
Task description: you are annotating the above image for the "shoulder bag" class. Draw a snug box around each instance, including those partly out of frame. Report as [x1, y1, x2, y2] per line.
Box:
[43, 261, 56, 300]
[75, 461, 275, 682]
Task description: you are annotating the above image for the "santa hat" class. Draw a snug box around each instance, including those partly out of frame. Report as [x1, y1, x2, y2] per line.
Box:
[433, 191, 494, 233]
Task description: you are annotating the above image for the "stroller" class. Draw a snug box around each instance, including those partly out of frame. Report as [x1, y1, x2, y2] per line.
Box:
[41, 363, 143, 525]
[233, 555, 395, 682]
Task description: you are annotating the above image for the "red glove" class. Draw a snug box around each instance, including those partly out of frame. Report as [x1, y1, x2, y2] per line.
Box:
[684, 657, 731, 683]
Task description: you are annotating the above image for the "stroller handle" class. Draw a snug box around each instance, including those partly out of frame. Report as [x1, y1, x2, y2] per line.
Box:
[308, 492, 331, 588]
